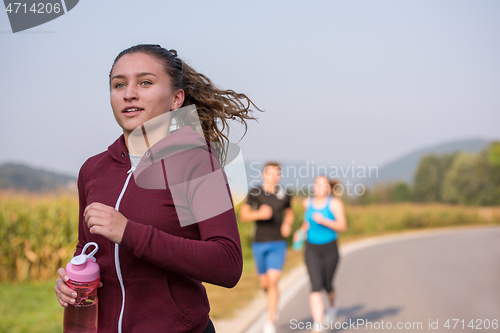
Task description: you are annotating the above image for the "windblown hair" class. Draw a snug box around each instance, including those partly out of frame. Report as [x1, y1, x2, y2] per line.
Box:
[109, 44, 262, 165]
[329, 178, 342, 197]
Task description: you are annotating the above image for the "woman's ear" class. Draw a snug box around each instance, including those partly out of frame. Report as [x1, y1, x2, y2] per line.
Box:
[171, 89, 185, 111]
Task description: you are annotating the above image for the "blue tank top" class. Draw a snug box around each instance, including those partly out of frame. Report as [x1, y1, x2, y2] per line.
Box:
[305, 196, 337, 245]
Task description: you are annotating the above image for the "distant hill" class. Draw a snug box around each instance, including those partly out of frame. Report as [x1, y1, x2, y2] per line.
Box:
[244, 138, 494, 192]
[367, 138, 492, 187]
[0, 163, 77, 192]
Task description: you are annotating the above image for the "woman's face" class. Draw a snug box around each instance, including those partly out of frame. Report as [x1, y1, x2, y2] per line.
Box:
[314, 176, 331, 197]
[109, 52, 184, 138]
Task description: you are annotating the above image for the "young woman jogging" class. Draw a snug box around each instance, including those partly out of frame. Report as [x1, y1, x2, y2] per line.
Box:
[54, 44, 260, 333]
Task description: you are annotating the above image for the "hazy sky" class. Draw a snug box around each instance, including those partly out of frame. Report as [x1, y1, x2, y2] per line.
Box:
[1, 0, 499, 177]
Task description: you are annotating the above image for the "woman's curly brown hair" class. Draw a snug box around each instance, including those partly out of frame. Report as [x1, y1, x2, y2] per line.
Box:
[109, 44, 262, 166]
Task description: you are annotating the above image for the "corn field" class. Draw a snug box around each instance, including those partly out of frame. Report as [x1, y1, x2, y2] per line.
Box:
[1, 190, 499, 283]
[0, 191, 78, 282]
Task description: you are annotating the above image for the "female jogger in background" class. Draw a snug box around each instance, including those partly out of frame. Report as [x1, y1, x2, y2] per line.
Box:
[294, 176, 347, 332]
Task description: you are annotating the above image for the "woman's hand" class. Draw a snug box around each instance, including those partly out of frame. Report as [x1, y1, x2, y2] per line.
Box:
[84, 202, 128, 244]
[292, 229, 303, 243]
[54, 268, 77, 307]
[54, 268, 103, 307]
[311, 199, 348, 233]
[312, 212, 327, 225]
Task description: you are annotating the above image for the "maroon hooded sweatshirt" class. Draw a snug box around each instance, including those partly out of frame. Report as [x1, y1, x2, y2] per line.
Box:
[75, 126, 243, 333]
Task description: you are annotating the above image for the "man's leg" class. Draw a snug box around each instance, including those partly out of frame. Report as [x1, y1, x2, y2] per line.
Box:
[252, 241, 268, 291]
[265, 268, 281, 322]
[264, 241, 287, 323]
[258, 273, 269, 293]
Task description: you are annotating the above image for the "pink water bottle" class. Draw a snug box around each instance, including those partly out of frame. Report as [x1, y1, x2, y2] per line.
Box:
[63, 242, 100, 333]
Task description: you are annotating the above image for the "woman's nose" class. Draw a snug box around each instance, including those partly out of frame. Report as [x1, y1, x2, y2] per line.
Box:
[124, 84, 138, 101]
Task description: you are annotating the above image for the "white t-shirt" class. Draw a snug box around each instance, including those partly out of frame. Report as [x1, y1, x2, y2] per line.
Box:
[129, 154, 142, 169]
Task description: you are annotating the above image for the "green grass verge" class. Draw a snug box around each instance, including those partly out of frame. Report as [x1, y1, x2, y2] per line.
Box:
[0, 281, 63, 333]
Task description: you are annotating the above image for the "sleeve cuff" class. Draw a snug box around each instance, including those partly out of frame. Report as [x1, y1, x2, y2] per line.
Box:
[121, 219, 153, 257]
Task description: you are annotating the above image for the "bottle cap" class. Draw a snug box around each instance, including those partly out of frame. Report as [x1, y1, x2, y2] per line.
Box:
[66, 242, 100, 282]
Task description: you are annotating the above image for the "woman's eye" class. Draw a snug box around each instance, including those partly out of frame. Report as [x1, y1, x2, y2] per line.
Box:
[141, 81, 152, 86]
[114, 83, 125, 88]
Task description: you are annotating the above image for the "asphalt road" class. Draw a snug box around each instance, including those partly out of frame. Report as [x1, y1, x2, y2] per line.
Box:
[275, 227, 500, 333]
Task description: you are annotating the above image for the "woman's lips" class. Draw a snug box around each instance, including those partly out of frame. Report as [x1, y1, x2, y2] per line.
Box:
[123, 108, 144, 117]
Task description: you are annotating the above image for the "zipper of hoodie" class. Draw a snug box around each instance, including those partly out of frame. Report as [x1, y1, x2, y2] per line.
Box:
[114, 165, 135, 333]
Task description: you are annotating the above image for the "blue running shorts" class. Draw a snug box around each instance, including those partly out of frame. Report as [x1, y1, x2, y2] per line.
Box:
[251, 240, 287, 275]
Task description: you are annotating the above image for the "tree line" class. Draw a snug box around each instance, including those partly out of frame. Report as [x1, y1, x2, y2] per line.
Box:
[356, 142, 500, 206]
